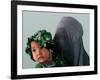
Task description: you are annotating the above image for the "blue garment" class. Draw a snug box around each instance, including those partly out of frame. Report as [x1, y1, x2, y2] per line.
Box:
[54, 17, 89, 66]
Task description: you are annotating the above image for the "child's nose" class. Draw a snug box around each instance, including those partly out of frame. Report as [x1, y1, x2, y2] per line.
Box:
[37, 50, 42, 55]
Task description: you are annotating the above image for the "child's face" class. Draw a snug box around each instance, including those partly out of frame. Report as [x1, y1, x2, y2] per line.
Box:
[31, 41, 52, 64]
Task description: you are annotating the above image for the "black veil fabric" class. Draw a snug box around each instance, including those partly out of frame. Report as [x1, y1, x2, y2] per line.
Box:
[54, 17, 89, 66]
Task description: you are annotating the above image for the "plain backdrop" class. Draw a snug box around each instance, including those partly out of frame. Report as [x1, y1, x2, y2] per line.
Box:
[0, 0, 100, 80]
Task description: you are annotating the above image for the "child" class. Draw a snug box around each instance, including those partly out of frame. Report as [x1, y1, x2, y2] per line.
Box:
[26, 30, 65, 68]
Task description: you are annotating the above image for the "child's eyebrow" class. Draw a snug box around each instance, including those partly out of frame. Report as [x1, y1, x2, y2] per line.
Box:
[31, 46, 35, 49]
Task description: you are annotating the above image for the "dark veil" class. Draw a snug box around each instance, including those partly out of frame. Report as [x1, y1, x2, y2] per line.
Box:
[54, 17, 89, 66]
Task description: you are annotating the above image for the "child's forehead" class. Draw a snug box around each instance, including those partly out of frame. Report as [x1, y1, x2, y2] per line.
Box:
[31, 41, 41, 48]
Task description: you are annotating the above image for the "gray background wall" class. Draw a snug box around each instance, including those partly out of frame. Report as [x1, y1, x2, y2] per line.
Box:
[22, 11, 90, 68]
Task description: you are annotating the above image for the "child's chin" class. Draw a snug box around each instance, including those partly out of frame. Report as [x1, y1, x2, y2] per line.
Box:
[38, 59, 45, 64]
[37, 58, 47, 64]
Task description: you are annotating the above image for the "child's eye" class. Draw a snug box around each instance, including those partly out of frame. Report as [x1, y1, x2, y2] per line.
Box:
[32, 49, 36, 52]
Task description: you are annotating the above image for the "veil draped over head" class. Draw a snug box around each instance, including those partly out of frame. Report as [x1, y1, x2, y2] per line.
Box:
[54, 17, 89, 66]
